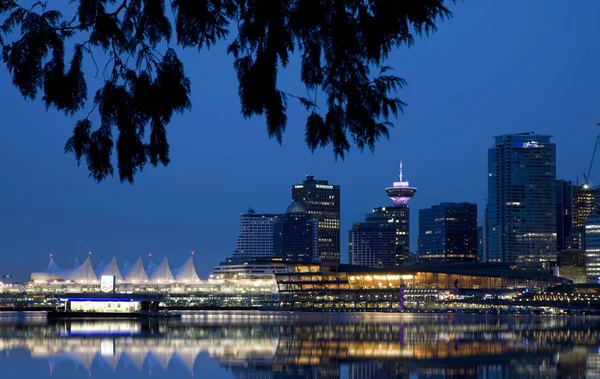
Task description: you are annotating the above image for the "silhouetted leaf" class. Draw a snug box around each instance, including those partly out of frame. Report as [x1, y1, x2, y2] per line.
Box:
[65, 119, 92, 165]
[0, 0, 453, 182]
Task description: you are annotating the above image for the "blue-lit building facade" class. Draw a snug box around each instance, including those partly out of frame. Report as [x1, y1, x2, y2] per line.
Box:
[418, 203, 478, 264]
[292, 176, 341, 264]
[486, 134, 557, 264]
[274, 203, 319, 263]
[585, 218, 600, 283]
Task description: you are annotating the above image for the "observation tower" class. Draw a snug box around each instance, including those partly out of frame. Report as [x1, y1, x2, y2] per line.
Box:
[385, 162, 417, 207]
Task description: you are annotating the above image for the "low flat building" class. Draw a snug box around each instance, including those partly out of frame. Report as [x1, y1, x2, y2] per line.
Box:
[275, 262, 566, 310]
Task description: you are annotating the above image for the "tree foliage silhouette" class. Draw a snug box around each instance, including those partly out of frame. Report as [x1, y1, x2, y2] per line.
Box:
[0, 0, 453, 183]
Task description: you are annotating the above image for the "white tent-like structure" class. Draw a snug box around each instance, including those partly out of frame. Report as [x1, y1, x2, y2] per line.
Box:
[59, 256, 98, 283]
[122, 256, 149, 283]
[32, 253, 207, 285]
[172, 256, 200, 283]
[96, 256, 123, 282]
[45, 256, 62, 273]
[31, 256, 64, 282]
[147, 257, 174, 283]
[97, 257, 108, 269]
[147, 256, 158, 271]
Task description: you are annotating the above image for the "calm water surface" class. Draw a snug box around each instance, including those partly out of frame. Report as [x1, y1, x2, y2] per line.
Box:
[0, 311, 598, 378]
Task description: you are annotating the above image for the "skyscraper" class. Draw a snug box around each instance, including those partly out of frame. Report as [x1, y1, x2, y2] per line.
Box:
[571, 184, 600, 250]
[477, 226, 484, 262]
[350, 206, 410, 267]
[274, 203, 319, 263]
[556, 180, 573, 252]
[584, 217, 600, 283]
[573, 184, 600, 228]
[486, 133, 557, 264]
[349, 164, 414, 267]
[232, 208, 281, 259]
[418, 203, 478, 263]
[292, 176, 340, 264]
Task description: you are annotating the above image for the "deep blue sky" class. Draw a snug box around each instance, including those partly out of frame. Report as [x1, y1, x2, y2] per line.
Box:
[1, 1, 599, 280]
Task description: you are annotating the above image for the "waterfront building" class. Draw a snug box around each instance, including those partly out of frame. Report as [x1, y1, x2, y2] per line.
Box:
[30, 254, 201, 286]
[292, 176, 340, 264]
[418, 203, 478, 264]
[275, 262, 565, 310]
[585, 217, 600, 283]
[486, 133, 557, 264]
[349, 165, 414, 267]
[274, 203, 319, 263]
[556, 180, 573, 252]
[232, 208, 281, 259]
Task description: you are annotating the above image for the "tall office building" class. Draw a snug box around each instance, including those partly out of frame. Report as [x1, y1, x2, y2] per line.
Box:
[232, 208, 281, 259]
[573, 184, 600, 228]
[584, 217, 600, 283]
[292, 176, 340, 264]
[350, 206, 410, 267]
[418, 203, 478, 263]
[274, 203, 319, 263]
[350, 165, 414, 267]
[556, 180, 573, 252]
[486, 133, 557, 264]
[571, 184, 600, 250]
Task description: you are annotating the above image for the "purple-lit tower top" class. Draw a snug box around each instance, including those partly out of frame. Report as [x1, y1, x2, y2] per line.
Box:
[385, 162, 417, 207]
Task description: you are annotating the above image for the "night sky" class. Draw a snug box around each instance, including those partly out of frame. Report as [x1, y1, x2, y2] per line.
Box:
[1, 1, 599, 280]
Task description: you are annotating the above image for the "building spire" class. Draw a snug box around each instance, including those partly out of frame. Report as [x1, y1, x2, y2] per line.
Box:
[399, 161, 403, 182]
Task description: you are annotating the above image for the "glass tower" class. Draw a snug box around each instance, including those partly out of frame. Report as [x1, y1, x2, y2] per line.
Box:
[486, 133, 557, 264]
[585, 217, 600, 283]
[418, 202, 478, 263]
[292, 176, 341, 264]
[273, 203, 319, 263]
[556, 180, 573, 252]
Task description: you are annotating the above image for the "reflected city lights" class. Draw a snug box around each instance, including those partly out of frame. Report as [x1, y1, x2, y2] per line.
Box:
[0, 313, 598, 378]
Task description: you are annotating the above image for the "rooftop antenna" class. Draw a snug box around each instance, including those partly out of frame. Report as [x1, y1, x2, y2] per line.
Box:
[399, 161, 403, 182]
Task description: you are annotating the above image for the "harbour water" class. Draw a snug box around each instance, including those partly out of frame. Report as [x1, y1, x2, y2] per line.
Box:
[0, 311, 598, 378]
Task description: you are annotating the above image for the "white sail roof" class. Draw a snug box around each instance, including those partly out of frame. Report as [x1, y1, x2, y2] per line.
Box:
[60, 256, 98, 282]
[45, 256, 63, 273]
[122, 256, 149, 283]
[172, 256, 200, 283]
[147, 257, 174, 283]
[147, 256, 158, 271]
[96, 256, 123, 282]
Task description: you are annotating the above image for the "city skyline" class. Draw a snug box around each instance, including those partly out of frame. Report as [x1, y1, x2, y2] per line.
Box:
[1, 1, 599, 279]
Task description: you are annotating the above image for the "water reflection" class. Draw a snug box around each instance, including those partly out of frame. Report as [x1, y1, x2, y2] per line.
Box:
[0, 312, 599, 378]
